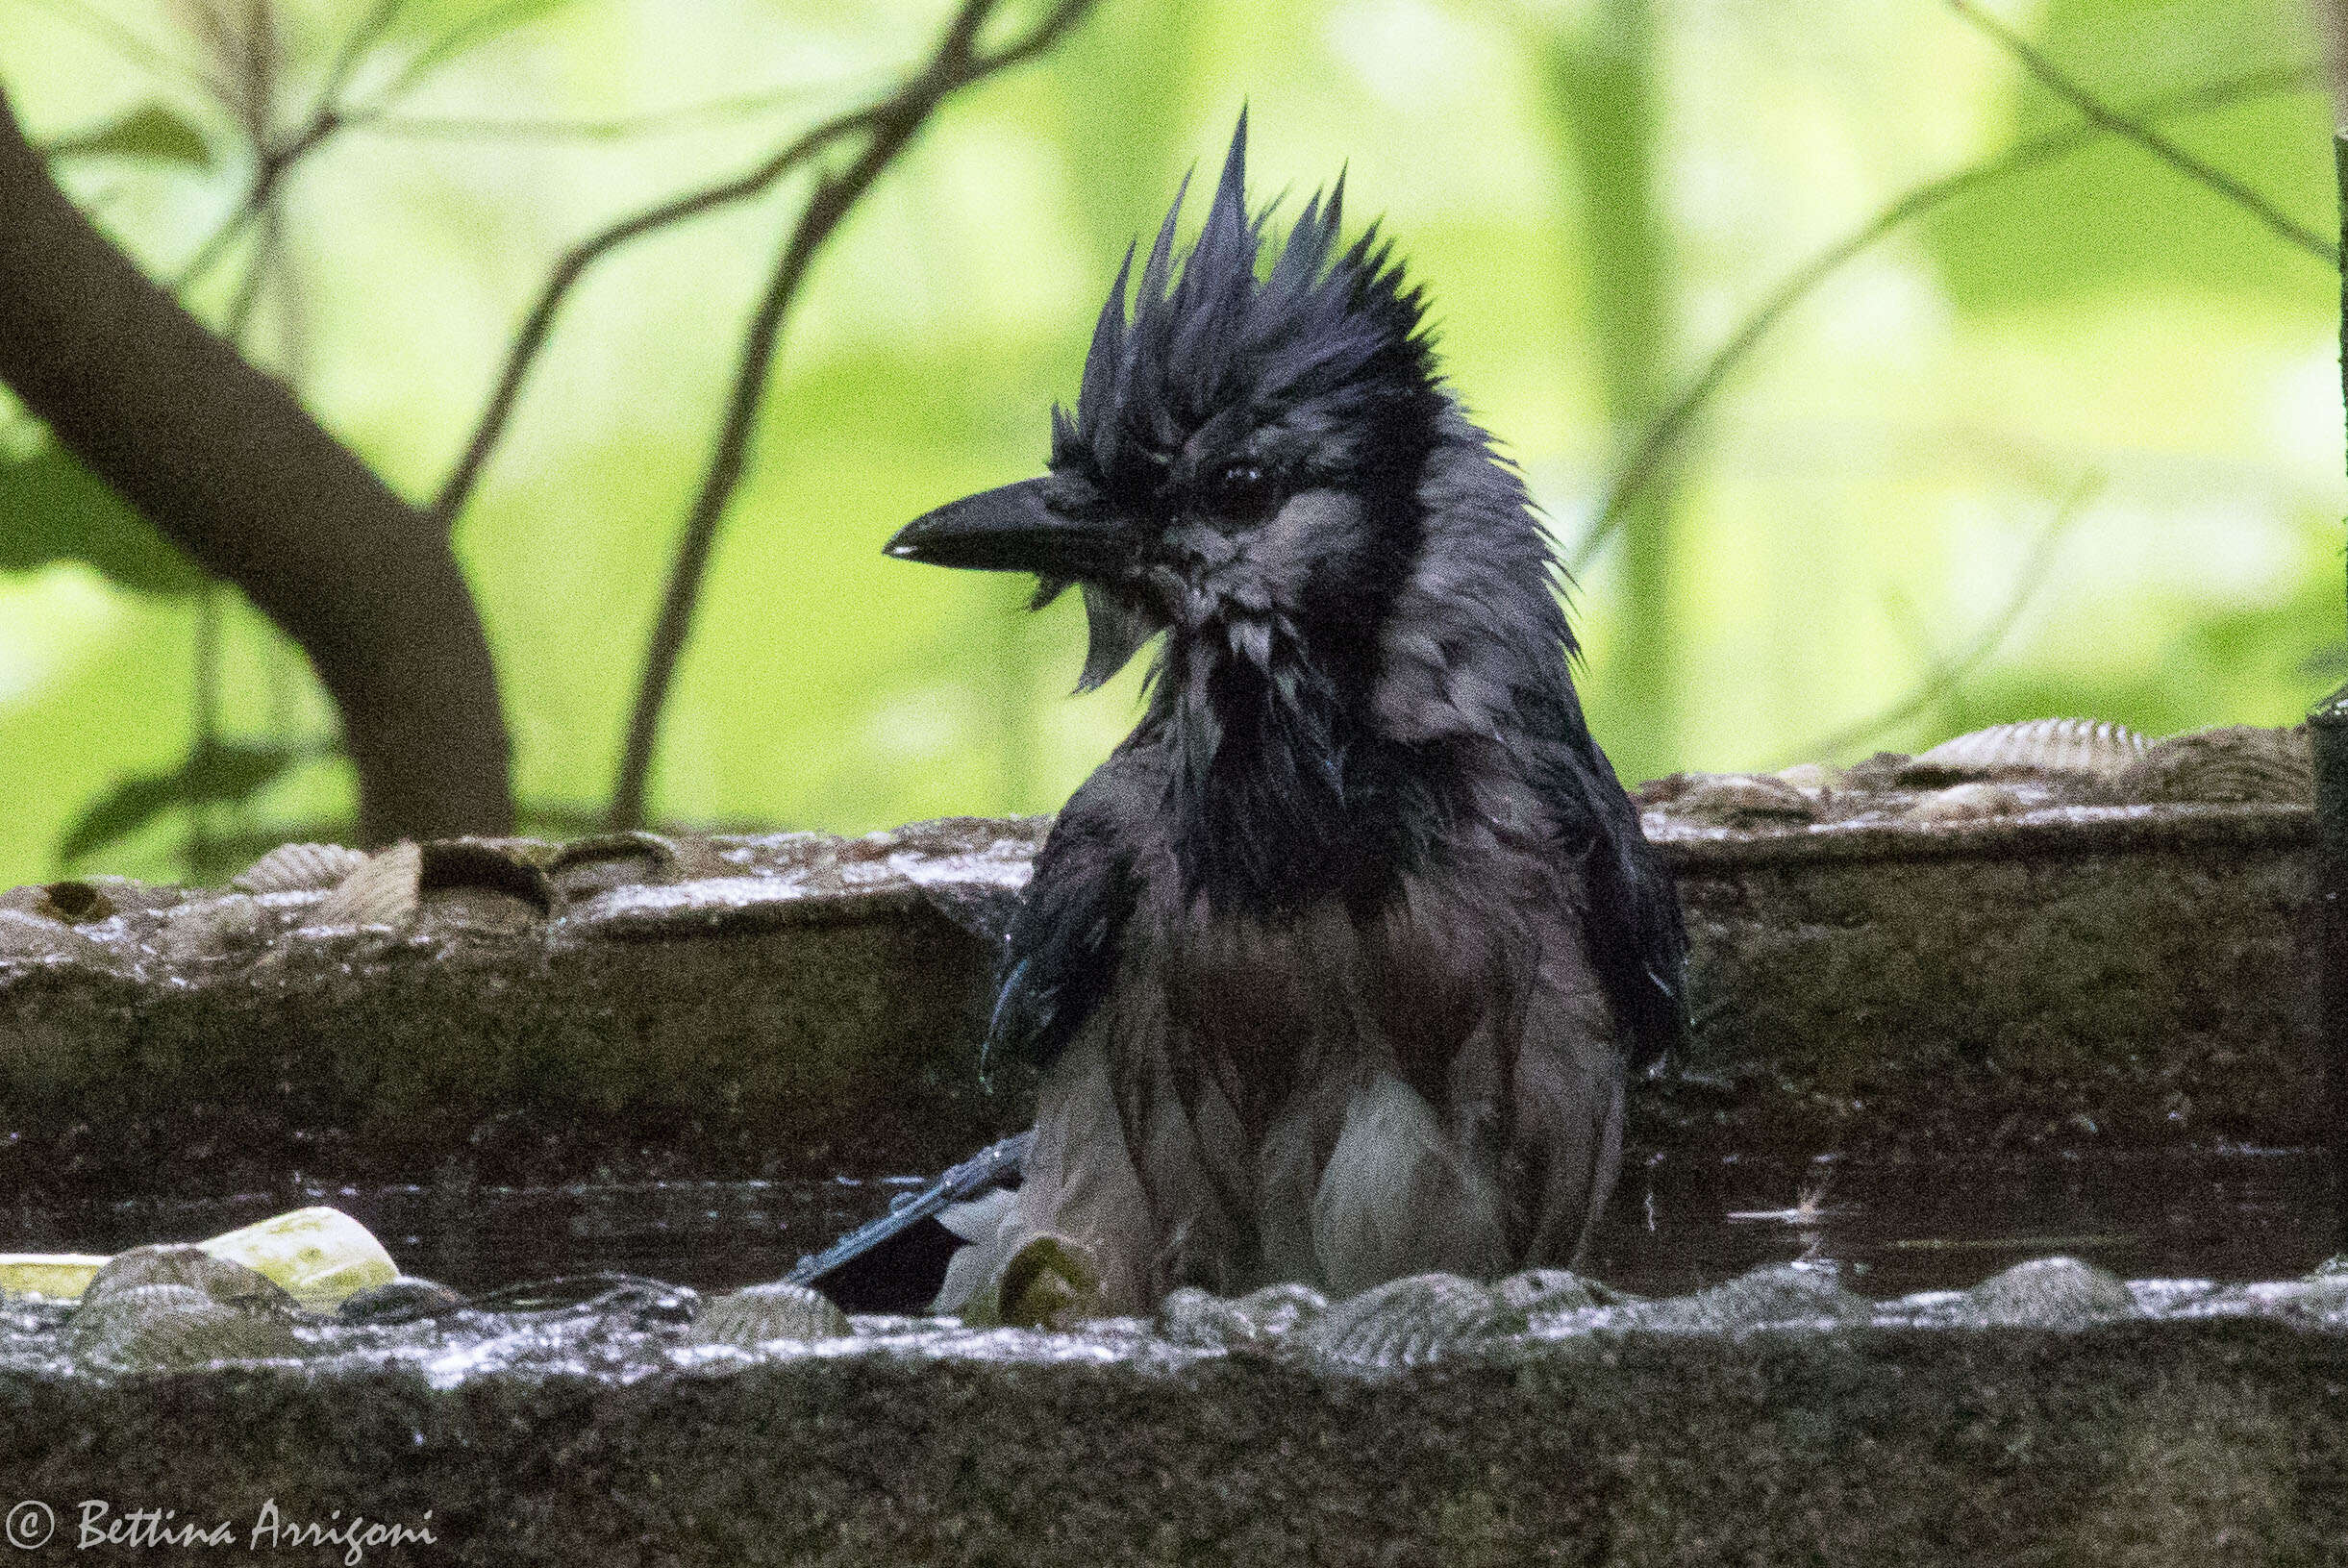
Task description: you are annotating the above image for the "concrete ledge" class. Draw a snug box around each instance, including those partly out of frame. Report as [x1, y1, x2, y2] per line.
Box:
[1, 1318, 2342, 1564]
[0, 821, 1048, 1207]
[0, 795, 2319, 1204]
[1657, 799, 2311, 867]
[1658, 800, 2317, 1157]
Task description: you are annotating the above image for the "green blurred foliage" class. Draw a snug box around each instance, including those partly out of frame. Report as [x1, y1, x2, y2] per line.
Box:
[57, 737, 315, 864]
[39, 101, 213, 166]
[0, 440, 202, 596]
[0, 0, 2342, 888]
[1926, 0, 2333, 308]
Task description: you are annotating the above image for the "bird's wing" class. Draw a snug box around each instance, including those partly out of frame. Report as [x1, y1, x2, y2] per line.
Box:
[984, 744, 1158, 1075]
[1376, 412, 1687, 1072]
[1518, 690, 1689, 1074]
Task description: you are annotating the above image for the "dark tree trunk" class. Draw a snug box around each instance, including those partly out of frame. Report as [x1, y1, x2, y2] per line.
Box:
[0, 85, 512, 847]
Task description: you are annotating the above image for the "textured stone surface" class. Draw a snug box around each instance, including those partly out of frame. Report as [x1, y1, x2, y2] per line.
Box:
[0, 1317, 2343, 1565]
[0, 800, 2319, 1205]
[0, 820, 1047, 1208]
[1648, 802, 2317, 1157]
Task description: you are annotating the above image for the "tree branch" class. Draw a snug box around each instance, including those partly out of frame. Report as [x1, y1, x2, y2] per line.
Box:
[354, 79, 833, 143]
[1947, 0, 2336, 265]
[0, 82, 512, 845]
[177, 1, 539, 298]
[1570, 62, 2318, 575]
[17, 0, 233, 107]
[427, 108, 876, 525]
[606, 0, 1100, 828]
[433, 0, 1097, 530]
[370, 0, 572, 107]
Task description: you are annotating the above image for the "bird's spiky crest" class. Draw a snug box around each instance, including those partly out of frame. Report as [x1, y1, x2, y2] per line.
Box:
[1055, 113, 1435, 487]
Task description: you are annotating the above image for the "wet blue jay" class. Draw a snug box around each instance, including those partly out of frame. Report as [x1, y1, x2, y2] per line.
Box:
[868, 116, 1686, 1320]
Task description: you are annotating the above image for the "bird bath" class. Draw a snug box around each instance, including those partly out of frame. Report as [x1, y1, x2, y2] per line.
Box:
[1, 727, 2338, 1561]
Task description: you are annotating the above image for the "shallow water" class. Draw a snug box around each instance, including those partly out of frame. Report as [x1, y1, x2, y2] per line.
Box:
[1587, 1145, 2336, 1299]
[10, 1146, 2334, 1301]
[11, 1255, 2348, 1389]
[6, 1149, 2347, 1385]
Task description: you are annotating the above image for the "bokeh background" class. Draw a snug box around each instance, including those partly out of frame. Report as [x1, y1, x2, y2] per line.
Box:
[1, 0, 2340, 889]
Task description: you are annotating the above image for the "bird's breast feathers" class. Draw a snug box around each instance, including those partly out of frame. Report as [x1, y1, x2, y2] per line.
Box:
[1134, 834, 1609, 1102]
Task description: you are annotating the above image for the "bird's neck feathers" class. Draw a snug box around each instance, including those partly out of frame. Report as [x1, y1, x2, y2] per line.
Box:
[1142, 415, 1583, 914]
[1150, 625, 1378, 913]
[1146, 419, 1548, 913]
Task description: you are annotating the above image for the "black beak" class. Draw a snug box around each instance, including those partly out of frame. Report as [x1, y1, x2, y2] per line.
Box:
[886, 479, 1126, 580]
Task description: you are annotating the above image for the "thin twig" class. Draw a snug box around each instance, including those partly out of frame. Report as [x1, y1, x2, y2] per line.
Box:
[171, 1, 433, 296]
[317, 0, 404, 107]
[220, 196, 275, 341]
[191, 0, 299, 880]
[606, 0, 1101, 828]
[368, 0, 573, 107]
[1570, 62, 2317, 575]
[428, 111, 878, 521]
[354, 79, 841, 143]
[1948, 0, 2336, 264]
[167, 125, 319, 298]
[265, 196, 309, 382]
[171, 0, 272, 882]
[14, 0, 234, 106]
[434, 0, 1092, 527]
[174, 203, 262, 292]
[1784, 473, 2104, 764]
[187, 580, 223, 877]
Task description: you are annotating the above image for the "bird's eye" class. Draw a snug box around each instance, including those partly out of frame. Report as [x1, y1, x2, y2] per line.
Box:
[1211, 461, 1276, 521]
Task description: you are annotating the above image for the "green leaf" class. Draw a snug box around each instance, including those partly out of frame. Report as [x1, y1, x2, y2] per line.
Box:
[41, 104, 214, 169]
[58, 741, 317, 865]
[0, 441, 204, 597]
[1925, 0, 2333, 311]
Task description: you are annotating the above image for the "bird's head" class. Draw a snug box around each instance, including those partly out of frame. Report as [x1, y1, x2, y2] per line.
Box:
[886, 114, 1445, 688]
